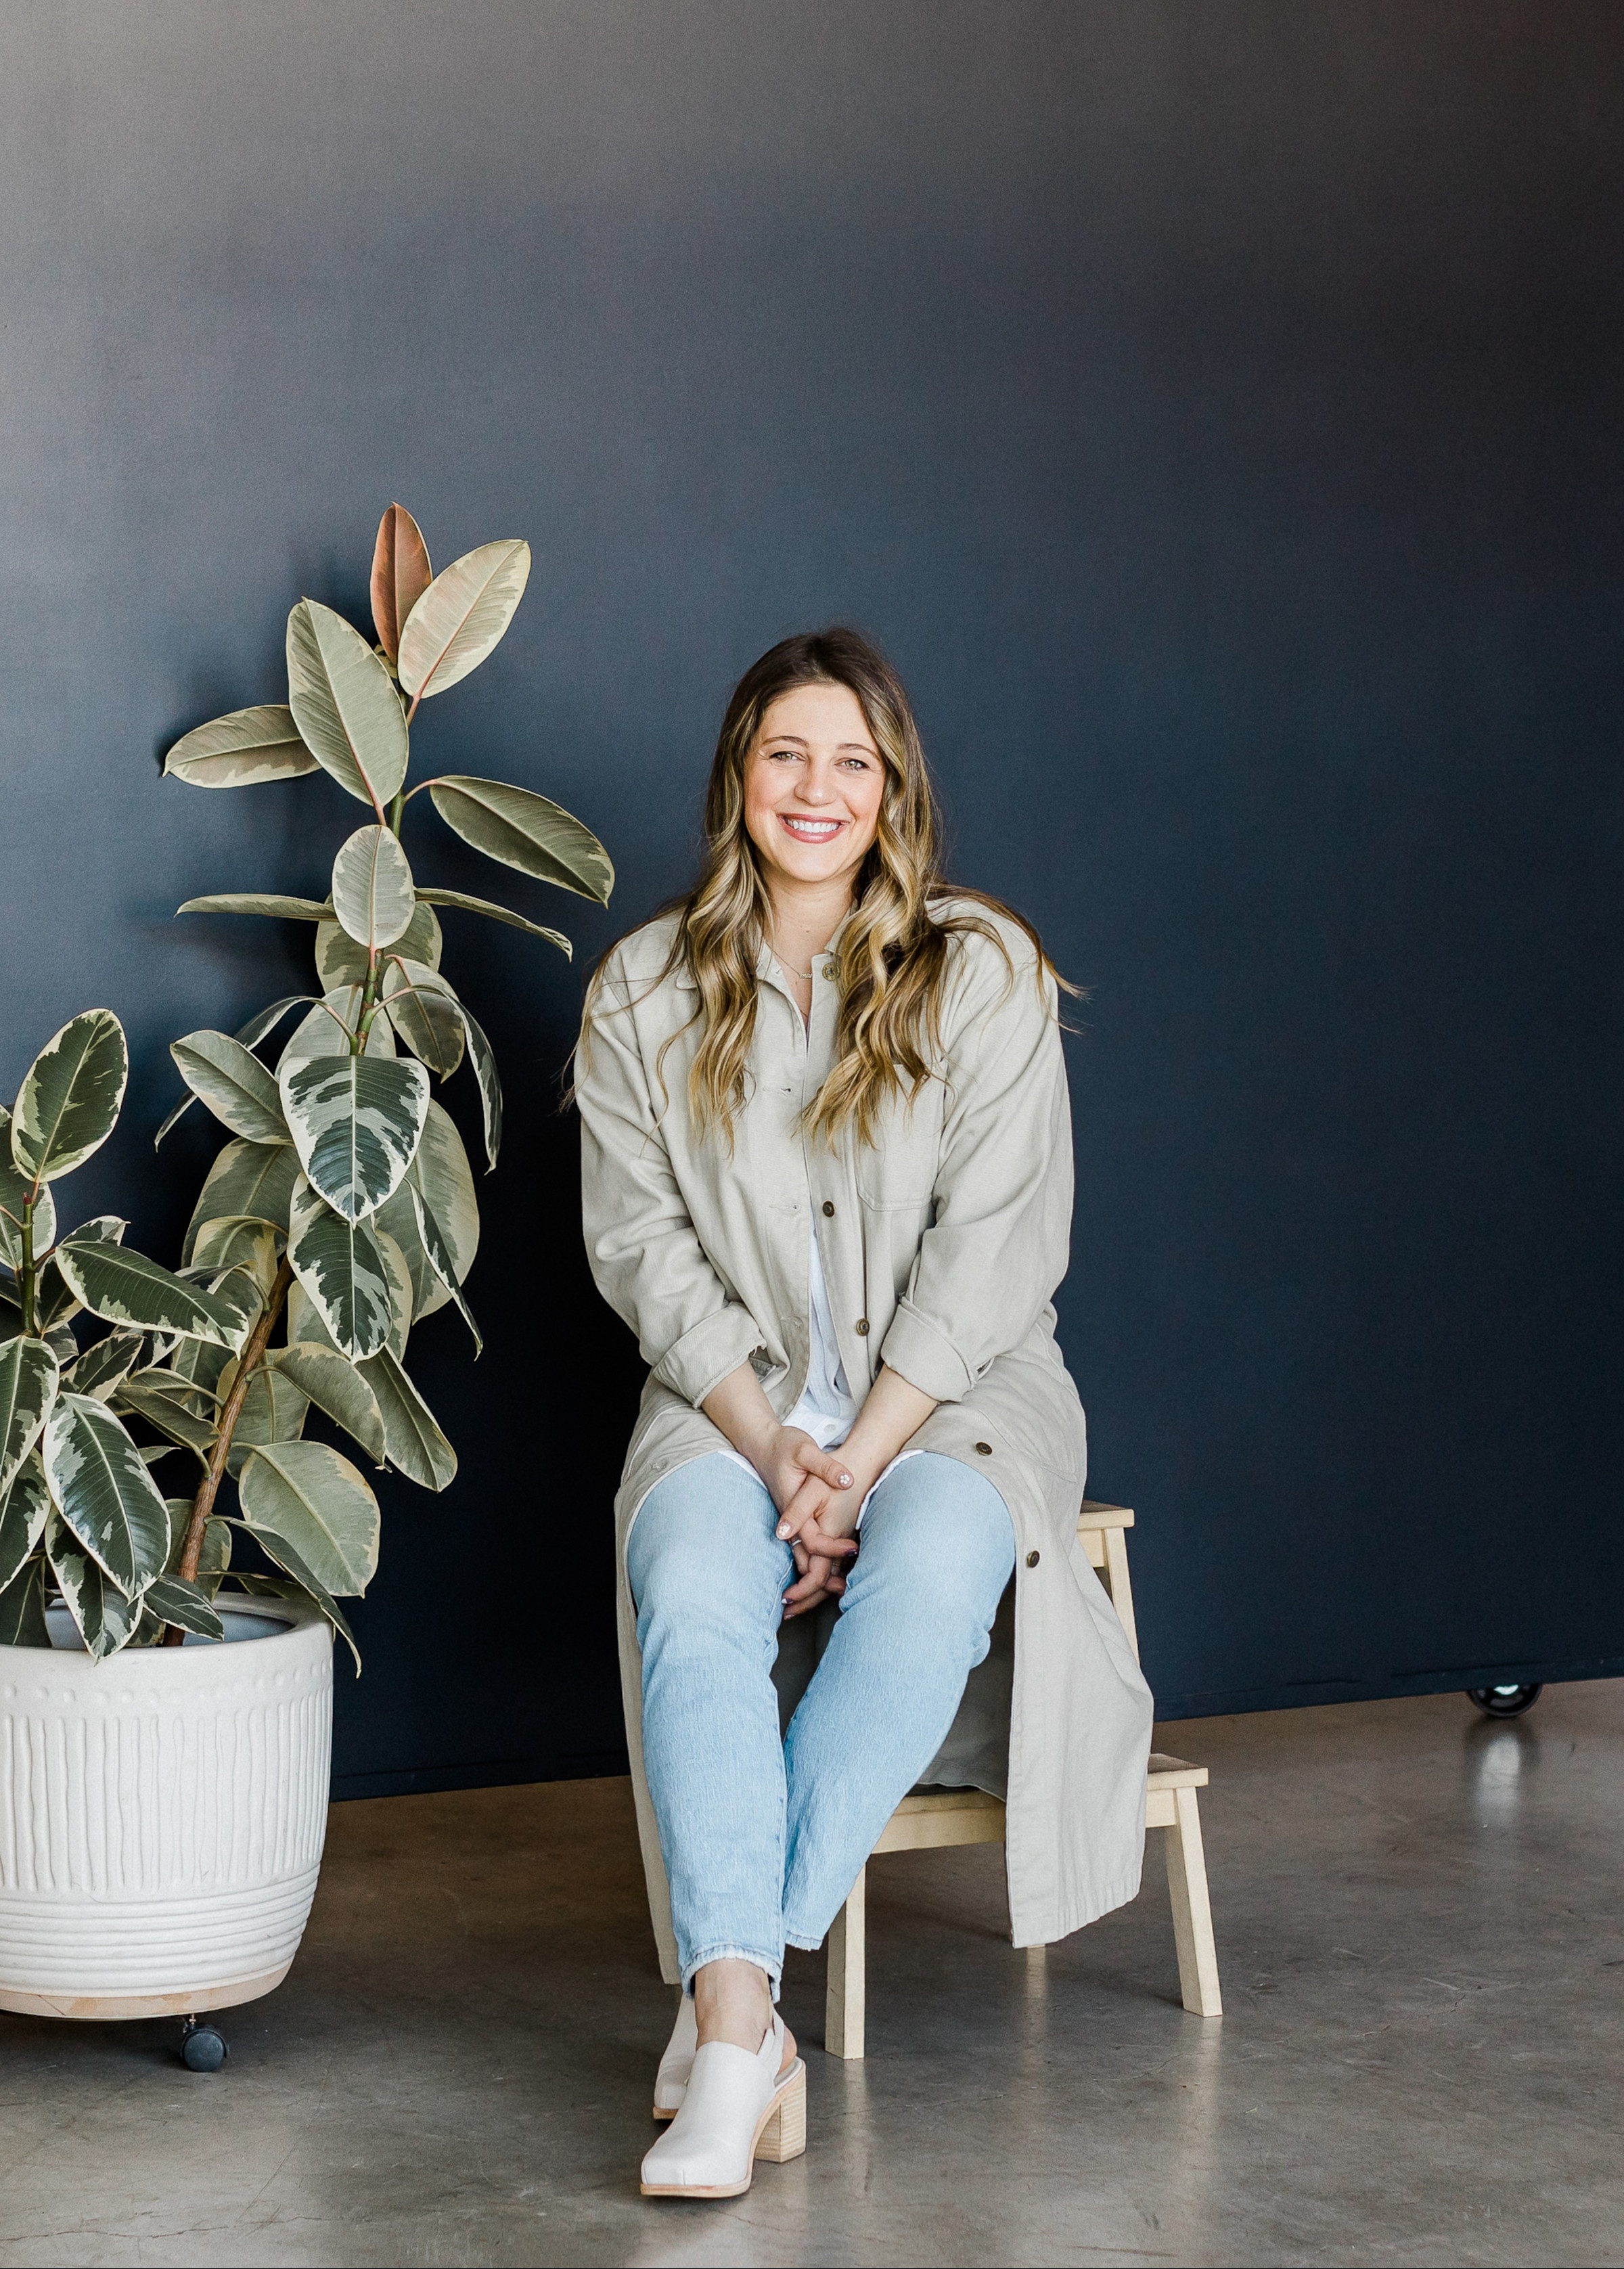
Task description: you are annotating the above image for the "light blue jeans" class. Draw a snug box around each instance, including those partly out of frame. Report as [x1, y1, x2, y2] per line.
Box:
[627, 1450, 1016, 1994]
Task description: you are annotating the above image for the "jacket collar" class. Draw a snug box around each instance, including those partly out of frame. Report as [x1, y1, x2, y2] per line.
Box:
[671, 909, 855, 995]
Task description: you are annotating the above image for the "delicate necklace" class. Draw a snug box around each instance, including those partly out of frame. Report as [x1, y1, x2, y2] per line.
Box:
[780, 958, 812, 981]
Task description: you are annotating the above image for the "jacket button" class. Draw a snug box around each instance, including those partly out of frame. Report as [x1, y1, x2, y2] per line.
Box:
[822, 1200, 835, 1217]
[974, 1441, 992, 1455]
[1026, 1550, 1040, 1568]
[855, 1318, 870, 1335]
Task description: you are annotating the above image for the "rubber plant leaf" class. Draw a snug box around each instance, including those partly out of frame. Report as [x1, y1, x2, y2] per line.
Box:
[112, 1370, 219, 1458]
[0, 1556, 50, 1646]
[286, 598, 409, 811]
[10, 1010, 129, 1184]
[409, 1182, 481, 1355]
[238, 1440, 381, 1596]
[278, 1048, 428, 1224]
[54, 1237, 248, 1349]
[428, 776, 613, 904]
[177, 894, 332, 920]
[225, 1362, 309, 1479]
[164, 704, 319, 788]
[41, 1390, 171, 1596]
[286, 1175, 396, 1362]
[396, 539, 530, 700]
[43, 1512, 142, 1661]
[370, 503, 432, 664]
[183, 1140, 299, 1265]
[155, 995, 314, 1153]
[168, 1030, 288, 1144]
[459, 1003, 502, 1171]
[356, 1345, 457, 1492]
[142, 1572, 224, 1642]
[331, 824, 416, 952]
[0, 1107, 55, 1269]
[0, 1456, 51, 1592]
[269, 1342, 387, 1464]
[373, 1100, 478, 1322]
[286, 1221, 410, 1364]
[413, 888, 571, 954]
[379, 958, 465, 1079]
[317, 900, 441, 989]
[189, 1217, 282, 1293]
[64, 1329, 147, 1402]
[0, 1336, 60, 1498]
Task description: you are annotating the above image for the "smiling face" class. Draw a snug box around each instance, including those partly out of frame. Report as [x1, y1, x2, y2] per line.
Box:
[742, 679, 887, 900]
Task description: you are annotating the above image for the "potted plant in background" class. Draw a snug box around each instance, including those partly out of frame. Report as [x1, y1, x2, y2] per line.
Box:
[0, 507, 611, 2064]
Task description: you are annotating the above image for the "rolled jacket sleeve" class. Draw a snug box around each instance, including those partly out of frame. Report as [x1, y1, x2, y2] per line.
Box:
[577, 958, 765, 1408]
[880, 941, 1074, 1404]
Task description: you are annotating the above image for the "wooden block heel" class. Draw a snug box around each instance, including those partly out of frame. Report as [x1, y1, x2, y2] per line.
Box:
[754, 2065, 806, 2164]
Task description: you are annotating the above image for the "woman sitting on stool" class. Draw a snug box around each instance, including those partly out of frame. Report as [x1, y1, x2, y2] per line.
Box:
[576, 627, 1152, 2200]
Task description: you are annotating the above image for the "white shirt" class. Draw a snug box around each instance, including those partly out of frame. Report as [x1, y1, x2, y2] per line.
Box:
[788, 1215, 859, 1447]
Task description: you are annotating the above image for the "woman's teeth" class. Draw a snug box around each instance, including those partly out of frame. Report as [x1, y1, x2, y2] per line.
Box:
[782, 817, 841, 839]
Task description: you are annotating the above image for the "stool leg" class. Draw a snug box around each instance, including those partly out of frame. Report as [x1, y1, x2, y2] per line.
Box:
[1102, 1527, 1140, 1661]
[1163, 1786, 1223, 2017]
[825, 1864, 866, 2059]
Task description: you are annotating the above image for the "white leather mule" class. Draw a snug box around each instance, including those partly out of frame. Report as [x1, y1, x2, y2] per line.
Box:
[652, 1991, 697, 2119]
[639, 2014, 806, 2198]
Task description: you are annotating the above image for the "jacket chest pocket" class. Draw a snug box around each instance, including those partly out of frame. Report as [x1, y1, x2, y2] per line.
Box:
[854, 1080, 945, 1211]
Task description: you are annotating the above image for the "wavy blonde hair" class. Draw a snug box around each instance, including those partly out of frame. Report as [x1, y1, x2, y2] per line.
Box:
[589, 628, 1062, 1146]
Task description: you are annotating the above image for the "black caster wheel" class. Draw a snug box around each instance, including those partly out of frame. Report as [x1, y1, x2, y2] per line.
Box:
[179, 2018, 229, 2072]
[1467, 1682, 1542, 1720]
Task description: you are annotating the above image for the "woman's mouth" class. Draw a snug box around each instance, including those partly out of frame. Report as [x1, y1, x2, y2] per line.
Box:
[778, 814, 844, 843]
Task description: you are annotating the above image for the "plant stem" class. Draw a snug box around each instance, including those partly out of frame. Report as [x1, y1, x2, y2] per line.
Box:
[20, 1194, 37, 1337]
[387, 786, 405, 834]
[162, 1252, 294, 1641]
[354, 951, 382, 1056]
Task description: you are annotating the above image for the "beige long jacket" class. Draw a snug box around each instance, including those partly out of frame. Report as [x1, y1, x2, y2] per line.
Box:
[577, 900, 1153, 1976]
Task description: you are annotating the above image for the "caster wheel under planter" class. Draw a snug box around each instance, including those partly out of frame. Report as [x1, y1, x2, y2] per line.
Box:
[1467, 1682, 1542, 1720]
[179, 2019, 229, 2073]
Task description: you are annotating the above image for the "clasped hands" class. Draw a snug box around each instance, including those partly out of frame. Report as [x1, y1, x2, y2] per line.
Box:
[701, 1361, 940, 1626]
[758, 1426, 867, 1621]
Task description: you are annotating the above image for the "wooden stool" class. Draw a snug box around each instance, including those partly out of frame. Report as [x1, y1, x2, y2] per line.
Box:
[824, 1500, 1223, 2058]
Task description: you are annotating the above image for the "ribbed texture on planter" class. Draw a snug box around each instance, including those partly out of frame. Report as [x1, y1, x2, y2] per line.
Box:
[0, 1600, 332, 2017]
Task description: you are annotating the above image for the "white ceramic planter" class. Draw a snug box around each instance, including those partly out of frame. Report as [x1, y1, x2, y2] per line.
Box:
[0, 1597, 332, 2019]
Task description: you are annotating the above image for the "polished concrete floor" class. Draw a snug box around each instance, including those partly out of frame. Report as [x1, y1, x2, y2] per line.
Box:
[2, 1680, 1621, 2268]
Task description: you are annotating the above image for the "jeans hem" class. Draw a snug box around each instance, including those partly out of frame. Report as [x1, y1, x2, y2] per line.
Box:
[681, 1944, 784, 1999]
[783, 1931, 825, 1954]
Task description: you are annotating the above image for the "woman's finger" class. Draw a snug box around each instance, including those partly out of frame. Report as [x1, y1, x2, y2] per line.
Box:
[775, 1478, 831, 1541]
[782, 1556, 840, 1617]
[797, 1515, 857, 1558]
[784, 1569, 847, 1621]
[775, 1481, 861, 1550]
[794, 1439, 855, 1490]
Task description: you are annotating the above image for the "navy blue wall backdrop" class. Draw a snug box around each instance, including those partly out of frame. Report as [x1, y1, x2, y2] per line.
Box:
[3, 3, 1621, 1792]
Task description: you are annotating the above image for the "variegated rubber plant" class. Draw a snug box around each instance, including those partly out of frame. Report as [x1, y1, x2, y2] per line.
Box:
[0, 506, 612, 1665]
[0, 1008, 268, 1655]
